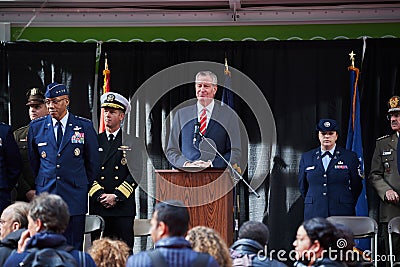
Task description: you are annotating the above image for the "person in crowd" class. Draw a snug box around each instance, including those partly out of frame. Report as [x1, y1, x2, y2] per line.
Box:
[368, 95, 400, 263]
[3, 193, 96, 267]
[166, 70, 242, 169]
[293, 217, 344, 267]
[89, 92, 140, 249]
[88, 237, 131, 267]
[298, 119, 363, 220]
[0, 121, 22, 215]
[0, 202, 29, 266]
[230, 221, 287, 267]
[126, 200, 220, 267]
[13, 88, 48, 202]
[186, 225, 232, 267]
[27, 82, 99, 250]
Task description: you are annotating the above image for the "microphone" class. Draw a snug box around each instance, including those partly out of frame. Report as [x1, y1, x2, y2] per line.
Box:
[193, 121, 200, 145]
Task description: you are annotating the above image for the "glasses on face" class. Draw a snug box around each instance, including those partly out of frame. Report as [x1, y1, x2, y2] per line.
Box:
[45, 98, 67, 106]
[387, 113, 400, 120]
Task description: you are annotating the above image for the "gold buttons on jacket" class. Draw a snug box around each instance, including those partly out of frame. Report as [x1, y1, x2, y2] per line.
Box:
[115, 176, 119, 180]
[115, 166, 119, 170]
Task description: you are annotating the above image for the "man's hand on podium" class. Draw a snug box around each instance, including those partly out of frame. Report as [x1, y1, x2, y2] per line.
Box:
[184, 160, 212, 168]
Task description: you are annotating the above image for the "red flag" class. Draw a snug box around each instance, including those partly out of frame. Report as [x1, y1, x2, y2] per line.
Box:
[99, 56, 110, 133]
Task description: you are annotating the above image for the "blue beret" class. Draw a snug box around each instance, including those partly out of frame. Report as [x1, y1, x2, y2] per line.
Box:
[45, 82, 68, 98]
[316, 119, 339, 132]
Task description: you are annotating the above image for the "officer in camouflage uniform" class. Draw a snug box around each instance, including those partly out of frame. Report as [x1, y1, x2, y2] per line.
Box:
[13, 88, 48, 202]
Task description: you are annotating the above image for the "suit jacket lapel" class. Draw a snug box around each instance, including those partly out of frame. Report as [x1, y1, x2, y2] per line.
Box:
[327, 148, 341, 171]
[59, 114, 72, 152]
[205, 102, 220, 136]
[314, 149, 324, 171]
[45, 116, 57, 149]
[102, 130, 121, 164]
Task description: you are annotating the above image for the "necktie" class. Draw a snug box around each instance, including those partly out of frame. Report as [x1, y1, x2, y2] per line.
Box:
[322, 151, 332, 170]
[56, 121, 63, 148]
[108, 134, 114, 145]
[199, 108, 207, 135]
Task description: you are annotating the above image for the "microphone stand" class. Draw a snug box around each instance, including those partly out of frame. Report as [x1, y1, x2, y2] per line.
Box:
[195, 132, 260, 198]
[195, 132, 260, 240]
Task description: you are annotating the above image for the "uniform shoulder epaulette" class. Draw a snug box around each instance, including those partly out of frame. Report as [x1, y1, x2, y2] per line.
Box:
[74, 115, 91, 122]
[376, 134, 390, 141]
[14, 124, 29, 132]
[30, 115, 47, 124]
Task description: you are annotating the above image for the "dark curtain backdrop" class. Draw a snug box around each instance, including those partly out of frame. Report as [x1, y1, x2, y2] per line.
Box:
[4, 42, 97, 129]
[1, 38, 400, 256]
[98, 40, 365, 254]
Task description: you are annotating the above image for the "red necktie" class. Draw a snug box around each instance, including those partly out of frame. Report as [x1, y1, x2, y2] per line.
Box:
[199, 108, 207, 135]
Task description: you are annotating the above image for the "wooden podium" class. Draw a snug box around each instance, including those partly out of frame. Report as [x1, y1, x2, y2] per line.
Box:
[155, 169, 234, 245]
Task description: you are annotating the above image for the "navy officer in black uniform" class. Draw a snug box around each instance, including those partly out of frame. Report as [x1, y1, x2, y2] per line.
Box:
[89, 92, 141, 249]
[28, 82, 99, 250]
[0, 122, 22, 214]
[298, 119, 363, 220]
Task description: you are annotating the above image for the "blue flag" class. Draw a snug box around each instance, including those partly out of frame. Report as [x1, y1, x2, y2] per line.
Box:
[222, 59, 234, 109]
[346, 65, 369, 251]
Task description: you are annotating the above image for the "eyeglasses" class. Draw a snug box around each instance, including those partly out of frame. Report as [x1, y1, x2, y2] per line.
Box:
[45, 98, 67, 105]
[386, 113, 400, 120]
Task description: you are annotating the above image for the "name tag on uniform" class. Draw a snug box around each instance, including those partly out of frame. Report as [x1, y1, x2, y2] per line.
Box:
[38, 142, 47, 147]
[382, 151, 392, 156]
[306, 166, 315, 170]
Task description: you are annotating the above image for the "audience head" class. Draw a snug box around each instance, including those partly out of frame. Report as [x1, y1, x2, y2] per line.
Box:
[151, 200, 189, 242]
[26, 88, 48, 121]
[238, 221, 270, 247]
[28, 193, 70, 235]
[0, 202, 29, 240]
[195, 71, 218, 107]
[88, 237, 130, 267]
[186, 226, 232, 267]
[293, 217, 337, 265]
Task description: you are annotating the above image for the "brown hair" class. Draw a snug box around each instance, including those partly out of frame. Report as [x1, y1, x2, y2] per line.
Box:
[88, 237, 130, 267]
[186, 226, 232, 267]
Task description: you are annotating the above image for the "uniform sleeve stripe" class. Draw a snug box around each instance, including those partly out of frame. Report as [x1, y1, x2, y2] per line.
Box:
[116, 181, 134, 198]
[89, 182, 104, 197]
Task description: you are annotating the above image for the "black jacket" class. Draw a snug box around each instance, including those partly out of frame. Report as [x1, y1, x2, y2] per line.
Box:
[230, 238, 288, 267]
[0, 229, 25, 266]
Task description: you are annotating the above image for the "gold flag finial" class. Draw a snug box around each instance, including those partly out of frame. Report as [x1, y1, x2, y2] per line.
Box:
[224, 57, 230, 75]
[349, 51, 356, 68]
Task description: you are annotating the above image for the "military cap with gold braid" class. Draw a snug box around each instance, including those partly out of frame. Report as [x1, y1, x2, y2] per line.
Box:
[388, 96, 400, 113]
[100, 92, 131, 113]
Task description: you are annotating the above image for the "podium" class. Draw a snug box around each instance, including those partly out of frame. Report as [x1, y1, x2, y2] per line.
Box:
[155, 169, 234, 245]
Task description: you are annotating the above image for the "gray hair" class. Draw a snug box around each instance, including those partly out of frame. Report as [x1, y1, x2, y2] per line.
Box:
[195, 71, 218, 85]
[29, 193, 70, 233]
[6, 201, 29, 228]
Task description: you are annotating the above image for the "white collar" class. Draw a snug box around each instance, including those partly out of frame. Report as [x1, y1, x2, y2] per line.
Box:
[197, 99, 215, 114]
[106, 127, 121, 138]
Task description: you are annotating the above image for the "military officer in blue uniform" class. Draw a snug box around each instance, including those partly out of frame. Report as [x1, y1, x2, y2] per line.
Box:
[298, 119, 362, 220]
[89, 92, 140, 249]
[28, 82, 99, 250]
[0, 122, 22, 214]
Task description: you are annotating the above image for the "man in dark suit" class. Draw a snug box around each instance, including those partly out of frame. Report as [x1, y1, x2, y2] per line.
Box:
[369, 95, 400, 262]
[298, 119, 362, 220]
[166, 70, 242, 169]
[89, 92, 140, 249]
[0, 122, 22, 215]
[28, 82, 99, 250]
[13, 88, 48, 202]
